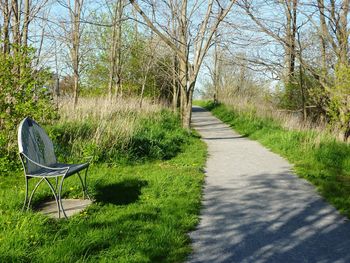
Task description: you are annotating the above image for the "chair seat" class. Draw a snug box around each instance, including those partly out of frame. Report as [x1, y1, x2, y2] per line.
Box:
[27, 162, 89, 178]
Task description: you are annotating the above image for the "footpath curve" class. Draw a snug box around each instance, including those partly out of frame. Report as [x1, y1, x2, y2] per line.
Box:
[188, 106, 350, 263]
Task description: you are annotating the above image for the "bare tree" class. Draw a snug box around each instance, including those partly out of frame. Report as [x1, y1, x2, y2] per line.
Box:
[129, 0, 235, 129]
[240, 0, 299, 83]
[108, 0, 125, 99]
[1, 0, 12, 54]
[58, 0, 84, 107]
[22, 0, 30, 48]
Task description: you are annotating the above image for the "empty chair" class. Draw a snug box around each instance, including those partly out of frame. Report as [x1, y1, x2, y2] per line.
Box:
[18, 117, 91, 218]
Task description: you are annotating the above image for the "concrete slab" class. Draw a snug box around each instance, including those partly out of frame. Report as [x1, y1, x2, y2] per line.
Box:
[188, 106, 350, 263]
[37, 199, 92, 218]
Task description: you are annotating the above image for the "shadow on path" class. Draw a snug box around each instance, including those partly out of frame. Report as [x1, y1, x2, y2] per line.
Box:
[190, 171, 350, 263]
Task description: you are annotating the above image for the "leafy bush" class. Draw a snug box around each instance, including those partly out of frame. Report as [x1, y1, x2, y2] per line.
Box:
[327, 64, 350, 140]
[0, 47, 57, 176]
[129, 110, 187, 161]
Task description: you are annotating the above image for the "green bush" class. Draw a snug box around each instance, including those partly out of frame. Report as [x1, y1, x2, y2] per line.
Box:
[327, 64, 350, 140]
[0, 47, 57, 176]
[129, 110, 187, 161]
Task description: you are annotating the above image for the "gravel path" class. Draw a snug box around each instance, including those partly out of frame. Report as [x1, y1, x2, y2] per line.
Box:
[188, 106, 350, 263]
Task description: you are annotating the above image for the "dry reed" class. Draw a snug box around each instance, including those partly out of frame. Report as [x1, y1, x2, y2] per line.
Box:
[219, 94, 343, 141]
[57, 97, 162, 152]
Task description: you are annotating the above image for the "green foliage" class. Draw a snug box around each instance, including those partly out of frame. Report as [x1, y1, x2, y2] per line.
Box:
[275, 72, 328, 120]
[277, 81, 303, 110]
[129, 110, 187, 161]
[203, 102, 350, 217]
[0, 126, 206, 262]
[82, 18, 173, 101]
[0, 47, 57, 175]
[327, 64, 350, 139]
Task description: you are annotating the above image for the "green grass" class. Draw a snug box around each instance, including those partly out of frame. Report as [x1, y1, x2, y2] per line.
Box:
[198, 101, 350, 217]
[0, 106, 206, 262]
[0, 111, 207, 262]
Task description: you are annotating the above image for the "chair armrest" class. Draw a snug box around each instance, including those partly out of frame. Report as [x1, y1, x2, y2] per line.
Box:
[20, 153, 70, 172]
[82, 156, 93, 163]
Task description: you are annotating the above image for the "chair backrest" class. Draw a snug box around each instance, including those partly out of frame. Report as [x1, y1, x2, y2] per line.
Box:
[18, 117, 57, 174]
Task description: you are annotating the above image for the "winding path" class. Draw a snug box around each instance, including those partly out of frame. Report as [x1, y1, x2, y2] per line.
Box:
[188, 106, 350, 263]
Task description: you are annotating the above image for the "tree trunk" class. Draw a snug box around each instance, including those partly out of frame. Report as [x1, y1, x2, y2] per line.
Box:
[2, 0, 11, 54]
[108, 8, 117, 99]
[338, 0, 349, 65]
[291, 0, 297, 76]
[299, 65, 307, 120]
[11, 0, 20, 48]
[178, 0, 189, 127]
[71, 0, 82, 108]
[11, 0, 20, 84]
[181, 86, 194, 130]
[22, 0, 30, 48]
[171, 4, 179, 112]
[139, 76, 147, 108]
[73, 68, 79, 106]
[317, 0, 328, 79]
[115, 0, 123, 98]
[284, 0, 297, 83]
[213, 31, 219, 103]
[172, 54, 179, 111]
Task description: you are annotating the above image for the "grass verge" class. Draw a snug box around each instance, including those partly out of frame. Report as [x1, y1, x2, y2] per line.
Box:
[198, 101, 350, 217]
[0, 101, 207, 262]
[0, 134, 206, 262]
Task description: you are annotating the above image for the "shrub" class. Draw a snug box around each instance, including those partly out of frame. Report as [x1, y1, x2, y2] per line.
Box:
[327, 64, 350, 141]
[0, 47, 57, 176]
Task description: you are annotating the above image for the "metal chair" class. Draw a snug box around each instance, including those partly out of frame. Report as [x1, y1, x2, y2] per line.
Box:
[18, 117, 91, 218]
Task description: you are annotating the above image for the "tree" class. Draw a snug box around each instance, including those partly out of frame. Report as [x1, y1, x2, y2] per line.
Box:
[1, 0, 11, 54]
[313, 0, 350, 140]
[108, 0, 125, 99]
[129, 0, 235, 129]
[240, 0, 298, 84]
[58, 0, 85, 107]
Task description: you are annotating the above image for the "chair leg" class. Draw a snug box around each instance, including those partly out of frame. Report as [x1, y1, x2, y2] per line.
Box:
[77, 168, 91, 200]
[43, 178, 61, 219]
[55, 177, 58, 191]
[22, 177, 29, 211]
[58, 176, 68, 219]
[84, 167, 91, 200]
[27, 178, 45, 210]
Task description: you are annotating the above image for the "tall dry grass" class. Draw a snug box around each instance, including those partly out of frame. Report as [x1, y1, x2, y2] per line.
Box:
[52, 97, 165, 163]
[59, 97, 161, 122]
[57, 97, 162, 148]
[219, 93, 343, 140]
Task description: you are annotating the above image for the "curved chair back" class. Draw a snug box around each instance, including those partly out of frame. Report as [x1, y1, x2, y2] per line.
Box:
[18, 117, 57, 174]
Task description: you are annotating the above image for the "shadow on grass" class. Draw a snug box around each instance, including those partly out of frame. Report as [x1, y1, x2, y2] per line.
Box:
[94, 178, 148, 205]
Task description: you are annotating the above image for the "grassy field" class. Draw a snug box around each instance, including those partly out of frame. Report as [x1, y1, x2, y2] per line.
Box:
[0, 98, 206, 262]
[198, 101, 350, 217]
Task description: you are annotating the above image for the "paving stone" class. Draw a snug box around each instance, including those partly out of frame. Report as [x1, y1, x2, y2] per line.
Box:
[37, 199, 92, 218]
